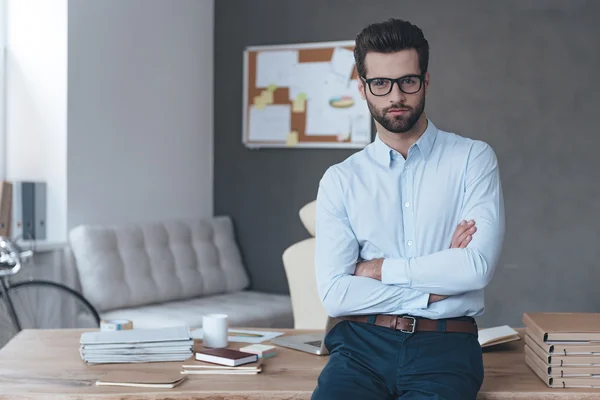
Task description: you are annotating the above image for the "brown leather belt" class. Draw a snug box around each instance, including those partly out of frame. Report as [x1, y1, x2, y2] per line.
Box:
[339, 315, 478, 335]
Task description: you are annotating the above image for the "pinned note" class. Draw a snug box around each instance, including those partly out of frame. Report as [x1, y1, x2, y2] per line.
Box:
[253, 95, 266, 110]
[292, 93, 306, 113]
[261, 90, 274, 105]
[286, 131, 299, 146]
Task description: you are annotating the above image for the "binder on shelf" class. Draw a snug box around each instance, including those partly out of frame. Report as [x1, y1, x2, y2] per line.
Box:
[21, 182, 35, 240]
[34, 182, 46, 240]
[0, 182, 12, 237]
[11, 182, 23, 239]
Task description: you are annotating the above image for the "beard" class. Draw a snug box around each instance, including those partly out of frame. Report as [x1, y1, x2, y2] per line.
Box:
[367, 93, 425, 134]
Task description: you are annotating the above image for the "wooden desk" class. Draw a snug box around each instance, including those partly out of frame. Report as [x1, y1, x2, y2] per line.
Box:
[1, 328, 600, 399]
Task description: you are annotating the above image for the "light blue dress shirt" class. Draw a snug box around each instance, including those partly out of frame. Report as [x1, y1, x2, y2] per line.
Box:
[315, 120, 505, 320]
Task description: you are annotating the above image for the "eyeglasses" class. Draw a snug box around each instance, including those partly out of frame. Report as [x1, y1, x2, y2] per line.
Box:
[362, 74, 425, 97]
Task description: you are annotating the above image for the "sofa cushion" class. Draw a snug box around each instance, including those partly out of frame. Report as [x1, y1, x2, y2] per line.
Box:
[99, 291, 294, 329]
[69, 216, 250, 312]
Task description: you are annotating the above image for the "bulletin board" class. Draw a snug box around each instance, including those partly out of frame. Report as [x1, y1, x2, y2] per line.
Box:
[242, 40, 372, 149]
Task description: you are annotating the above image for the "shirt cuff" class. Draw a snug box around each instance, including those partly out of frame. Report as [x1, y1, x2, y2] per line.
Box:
[381, 257, 410, 285]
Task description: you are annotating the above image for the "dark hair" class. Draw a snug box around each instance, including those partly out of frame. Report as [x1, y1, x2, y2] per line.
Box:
[354, 18, 429, 78]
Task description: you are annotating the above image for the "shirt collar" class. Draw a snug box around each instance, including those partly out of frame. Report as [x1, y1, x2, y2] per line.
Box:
[372, 119, 438, 168]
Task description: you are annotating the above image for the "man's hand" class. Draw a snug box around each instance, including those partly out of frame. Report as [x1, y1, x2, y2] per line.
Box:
[354, 258, 383, 280]
[450, 220, 476, 249]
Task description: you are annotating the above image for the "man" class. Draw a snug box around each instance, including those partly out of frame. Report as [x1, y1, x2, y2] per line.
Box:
[312, 18, 505, 400]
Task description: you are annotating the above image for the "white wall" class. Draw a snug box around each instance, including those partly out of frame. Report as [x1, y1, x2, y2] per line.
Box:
[66, 0, 214, 229]
[5, 0, 68, 242]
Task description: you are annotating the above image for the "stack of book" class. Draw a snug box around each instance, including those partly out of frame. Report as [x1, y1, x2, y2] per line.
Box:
[182, 348, 262, 375]
[523, 312, 600, 388]
[80, 326, 194, 364]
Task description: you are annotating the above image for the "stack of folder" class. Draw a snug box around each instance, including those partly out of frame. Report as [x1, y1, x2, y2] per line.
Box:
[523, 312, 600, 388]
[80, 326, 194, 365]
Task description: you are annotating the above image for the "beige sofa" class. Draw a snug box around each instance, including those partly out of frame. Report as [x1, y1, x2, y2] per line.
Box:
[67, 216, 293, 329]
[282, 201, 328, 329]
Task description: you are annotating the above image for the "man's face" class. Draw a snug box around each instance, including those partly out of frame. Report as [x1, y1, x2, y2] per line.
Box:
[358, 49, 429, 134]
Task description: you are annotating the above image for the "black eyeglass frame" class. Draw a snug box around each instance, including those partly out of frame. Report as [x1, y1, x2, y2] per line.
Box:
[361, 74, 426, 97]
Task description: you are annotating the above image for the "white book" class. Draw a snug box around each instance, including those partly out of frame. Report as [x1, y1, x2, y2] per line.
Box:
[82, 346, 193, 355]
[84, 354, 192, 364]
[478, 325, 520, 348]
[81, 340, 194, 350]
[80, 326, 191, 345]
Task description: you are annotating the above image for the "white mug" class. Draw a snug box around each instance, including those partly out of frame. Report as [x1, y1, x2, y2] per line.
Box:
[202, 313, 228, 348]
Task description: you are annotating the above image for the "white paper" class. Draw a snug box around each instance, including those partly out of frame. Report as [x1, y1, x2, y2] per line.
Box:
[248, 105, 291, 142]
[288, 62, 330, 101]
[330, 47, 355, 82]
[191, 328, 285, 344]
[256, 50, 298, 88]
[305, 78, 364, 136]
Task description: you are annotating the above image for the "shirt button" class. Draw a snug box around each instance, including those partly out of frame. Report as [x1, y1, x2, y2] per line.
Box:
[404, 202, 410, 207]
[406, 165, 411, 170]
[407, 240, 413, 246]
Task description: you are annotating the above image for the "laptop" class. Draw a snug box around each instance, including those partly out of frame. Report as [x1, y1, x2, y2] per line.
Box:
[271, 317, 341, 356]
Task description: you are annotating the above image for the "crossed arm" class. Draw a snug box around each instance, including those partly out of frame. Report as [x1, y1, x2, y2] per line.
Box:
[314, 143, 505, 318]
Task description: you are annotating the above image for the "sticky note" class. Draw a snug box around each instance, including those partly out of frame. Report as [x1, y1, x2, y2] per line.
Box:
[286, 131, 299, 146]
[261, 90, 274, 105]
[267, 84, 277, 93]
[292, 98, 306, 113]
[253, 95, 266, 110]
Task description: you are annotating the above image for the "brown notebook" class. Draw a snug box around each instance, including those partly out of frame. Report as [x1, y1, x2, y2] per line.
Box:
[526, 355, 600, 388]
[195, 348, 258, 367]
[525, 339, 600, 367]
[525, 345, 600, 377]
[523, 312, 600, 342]
[96, 371, 187, 388]
[525, 334, 600, 355]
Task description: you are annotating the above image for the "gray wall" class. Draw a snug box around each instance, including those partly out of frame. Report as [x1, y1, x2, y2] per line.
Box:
[215, 0, 600, 327]
[68, 0, 214, 230]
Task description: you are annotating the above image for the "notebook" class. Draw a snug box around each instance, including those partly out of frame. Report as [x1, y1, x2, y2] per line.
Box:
[525, 345, 600, 377]
[80, 326, 193, 364]
[181, 358, 263, 375]
[195, 348, 258, 367]
[525, 334, 600, 356]
[96, 371, 187, 388]
[526, 355, 600, 388]
[478, 325, 520, 348]
[80, 326, 192, 345]
[526, 339, 600, 367]
[523, 312, 600, 342]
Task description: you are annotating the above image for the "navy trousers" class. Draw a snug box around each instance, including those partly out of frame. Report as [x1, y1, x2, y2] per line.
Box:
[311, 318, 484, 400]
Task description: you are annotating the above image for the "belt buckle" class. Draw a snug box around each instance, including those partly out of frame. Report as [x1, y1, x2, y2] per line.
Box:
[400, 316, 417, 334]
